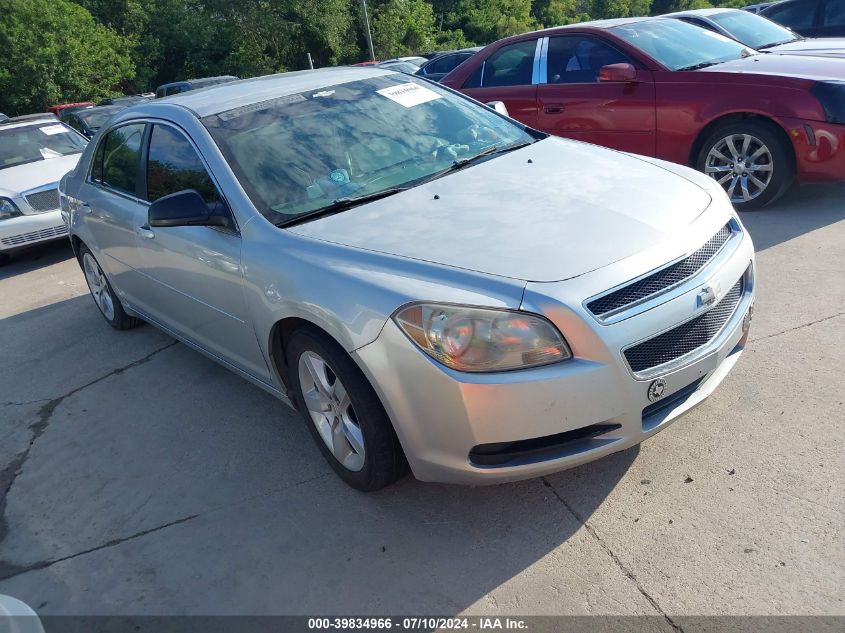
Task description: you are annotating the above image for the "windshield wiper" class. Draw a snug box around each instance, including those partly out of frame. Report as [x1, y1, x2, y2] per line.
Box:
[420, 141, 534, 184]
[276, 187, 409, 228]
[676, 61, 721, 71]
[758, 38, 801, 49]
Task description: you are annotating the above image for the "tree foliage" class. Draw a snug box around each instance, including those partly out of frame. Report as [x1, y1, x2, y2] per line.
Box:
[0, 0, 756, 114]
[0, 0, 134, 115]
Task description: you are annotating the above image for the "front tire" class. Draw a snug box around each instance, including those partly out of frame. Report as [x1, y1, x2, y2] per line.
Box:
[286, 328, 406, 491]
[78, 245, 141, 330]
[697, 120, 794, 210]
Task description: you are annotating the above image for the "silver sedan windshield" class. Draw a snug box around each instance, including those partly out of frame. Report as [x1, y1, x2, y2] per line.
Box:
[202, 75, 534, 224]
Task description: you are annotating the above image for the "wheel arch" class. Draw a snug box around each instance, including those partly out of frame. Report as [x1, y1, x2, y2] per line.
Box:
[268, 316, 367, 402]
[689, 112, 796, 171]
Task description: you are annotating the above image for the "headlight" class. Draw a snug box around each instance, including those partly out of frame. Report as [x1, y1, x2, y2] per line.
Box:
[0, 197, 21, 221]
[393, 303, 571, 372]
[810, 81, 845, 125]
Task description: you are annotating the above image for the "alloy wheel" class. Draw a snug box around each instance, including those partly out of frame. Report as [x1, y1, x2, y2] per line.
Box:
[705, 133, 774, 204]
[82, 252, 115, 321]
[297, 351, 366, 472]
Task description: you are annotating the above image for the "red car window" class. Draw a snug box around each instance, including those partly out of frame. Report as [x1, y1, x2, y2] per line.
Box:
[547, 36, 633, 84]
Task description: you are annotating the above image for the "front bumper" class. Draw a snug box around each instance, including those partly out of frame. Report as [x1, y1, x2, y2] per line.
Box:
[0, 210, 68, 252]
[781, 116, 845, 183]
[354, 213, 755, 485]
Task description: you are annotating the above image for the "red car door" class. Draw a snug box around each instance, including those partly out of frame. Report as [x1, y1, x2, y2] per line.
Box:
[536, 35, 657, 156]
[459, 38, 541, 129]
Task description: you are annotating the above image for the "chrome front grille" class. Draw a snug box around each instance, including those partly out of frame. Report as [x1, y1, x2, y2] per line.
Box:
[624, 275, 744, 374]
[588, 223, 733, 318]
[1, 224, 67, 247]
[25, 188, 60, 212]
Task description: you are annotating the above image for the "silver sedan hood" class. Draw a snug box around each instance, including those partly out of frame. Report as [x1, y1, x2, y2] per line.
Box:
[288, 137, 712, 282]
[0, 153, 82, 196]
[770, 38, 845, 57]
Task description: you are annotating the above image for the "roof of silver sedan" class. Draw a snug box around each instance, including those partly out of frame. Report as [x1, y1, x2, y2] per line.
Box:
[665, 8, 738, 16]
[154, 67, 395, 118]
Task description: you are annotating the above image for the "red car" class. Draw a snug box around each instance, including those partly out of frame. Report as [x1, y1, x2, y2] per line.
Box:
[441, 17, 845, 208]
[48, 102, 95, 118]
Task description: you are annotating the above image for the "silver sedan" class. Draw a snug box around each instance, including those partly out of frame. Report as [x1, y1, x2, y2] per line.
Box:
[60, 68, 755, 490]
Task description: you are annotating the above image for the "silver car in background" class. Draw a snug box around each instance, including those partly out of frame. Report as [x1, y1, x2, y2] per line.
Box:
[1, 116, 87, 259]
[60, 68, 755, 490]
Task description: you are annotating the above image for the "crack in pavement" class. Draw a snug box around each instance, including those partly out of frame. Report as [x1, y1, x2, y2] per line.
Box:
[0, 470, 331, 583]
[541, 477, 684, 632]
[0, 340, 177, 554]
[749, 311, 844, 344]
[0, 513, 199, 582]
[1, 399, 50, 407]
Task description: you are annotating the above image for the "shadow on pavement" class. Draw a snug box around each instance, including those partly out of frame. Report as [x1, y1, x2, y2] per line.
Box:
[738, 183, 845, 252]
[0, 241, 74, 280]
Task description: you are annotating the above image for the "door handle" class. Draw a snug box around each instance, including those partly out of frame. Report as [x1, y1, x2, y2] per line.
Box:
[136, 226, 155, 239]
[544, 103, 565, 114]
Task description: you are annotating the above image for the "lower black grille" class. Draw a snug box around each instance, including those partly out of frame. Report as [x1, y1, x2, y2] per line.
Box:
[624, 276, 744, 373]
[588, 223, 733, 318]
[470, 423, 621, 467]
[25, 188, 60, 212]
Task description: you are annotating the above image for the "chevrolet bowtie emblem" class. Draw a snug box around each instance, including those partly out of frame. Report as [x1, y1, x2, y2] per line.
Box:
[697, 280, 721, 308]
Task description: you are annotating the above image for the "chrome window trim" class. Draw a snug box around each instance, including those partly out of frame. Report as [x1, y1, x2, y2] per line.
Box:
[532, 38, 544, 85]
[538, 37, 549, 84]
[583, 220, 742, 325]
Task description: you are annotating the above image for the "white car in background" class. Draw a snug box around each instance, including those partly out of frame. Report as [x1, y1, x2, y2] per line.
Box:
[0, 115, 87, 261]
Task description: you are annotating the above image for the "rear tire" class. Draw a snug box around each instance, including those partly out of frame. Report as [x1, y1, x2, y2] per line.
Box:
[696, 120, 794, 210]
[78, 244, 141, 330]
[286, 327, 406, 491]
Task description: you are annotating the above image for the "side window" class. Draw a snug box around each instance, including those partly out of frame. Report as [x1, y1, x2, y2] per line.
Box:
[824, 0, 845, 24]
[547, 36, 633, 84]
[67, 116, 82, 133]
[424, 54, 458, 75]
[146, 124, 219, 204]
[765, 0, 819, 29]
[100, 123, 145, 196]
[481, 39, 538, 87]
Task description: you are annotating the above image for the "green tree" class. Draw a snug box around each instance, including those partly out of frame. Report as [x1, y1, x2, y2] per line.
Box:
[0, 0, 134, 115]
[372, 0, 437, 58]
[461, 0, 536, 42]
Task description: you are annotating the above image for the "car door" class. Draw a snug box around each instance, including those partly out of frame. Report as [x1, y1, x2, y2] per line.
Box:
[134, 122, 269, 380]
[536, 35, 656, 156]
[460, 39, 541, 129]
[820, 0, 845, 35]
[80, 122, 160, 314]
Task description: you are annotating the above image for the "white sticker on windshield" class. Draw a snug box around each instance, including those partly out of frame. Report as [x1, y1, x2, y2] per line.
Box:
[376, 83, 442, 108]
[40, 124, 69, 136]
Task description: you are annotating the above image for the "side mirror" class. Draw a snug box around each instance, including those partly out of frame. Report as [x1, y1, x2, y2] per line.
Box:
[487, 101, 510, 117]
[598, 63, 638, 83]
[148, 189, 230, 228]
